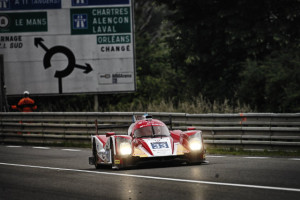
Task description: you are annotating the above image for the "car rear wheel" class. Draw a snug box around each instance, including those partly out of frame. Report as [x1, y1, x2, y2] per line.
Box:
[93, 141, 101, 169]
[110, 139, 119, 169]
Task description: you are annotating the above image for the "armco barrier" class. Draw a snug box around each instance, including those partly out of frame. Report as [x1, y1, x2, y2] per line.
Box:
[0, 112, 300, 149]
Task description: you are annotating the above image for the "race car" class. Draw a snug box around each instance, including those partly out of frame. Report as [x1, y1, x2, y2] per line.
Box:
[89, 115, 206, 169]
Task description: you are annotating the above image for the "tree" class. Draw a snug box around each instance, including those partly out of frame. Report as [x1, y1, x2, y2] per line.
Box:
[239, 48, 300, 112]
[157, 0, 300, 106]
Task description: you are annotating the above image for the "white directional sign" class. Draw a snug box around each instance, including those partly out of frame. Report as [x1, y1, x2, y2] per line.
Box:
[0, 0, 135, 95]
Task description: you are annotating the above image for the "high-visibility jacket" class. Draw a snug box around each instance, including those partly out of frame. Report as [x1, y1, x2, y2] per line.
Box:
[17, 97, 37, 112]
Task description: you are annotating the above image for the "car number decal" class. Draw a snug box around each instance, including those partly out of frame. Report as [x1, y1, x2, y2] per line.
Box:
[151, 142, 169, 149]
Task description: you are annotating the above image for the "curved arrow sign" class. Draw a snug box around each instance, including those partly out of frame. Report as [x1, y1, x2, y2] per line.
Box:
[34, 37, 93, 93]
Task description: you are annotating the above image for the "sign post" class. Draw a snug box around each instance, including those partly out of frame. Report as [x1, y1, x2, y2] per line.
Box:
[0, 54, 3, 111]
[0, 0, 135, 96]
[0, 54, 8, 111]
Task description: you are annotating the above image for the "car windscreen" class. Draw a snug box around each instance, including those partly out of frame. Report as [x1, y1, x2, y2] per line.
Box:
[134, 125, 170, 138]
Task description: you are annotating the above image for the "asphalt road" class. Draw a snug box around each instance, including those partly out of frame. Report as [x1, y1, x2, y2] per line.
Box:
[0, 145, 299, 200]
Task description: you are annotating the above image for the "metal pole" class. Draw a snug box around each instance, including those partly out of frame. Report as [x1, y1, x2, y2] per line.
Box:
[0, 54, 4, 112]
[0, 55, 8, 112]
[0, 55, 2, 112]
[94, 94, 98, 112]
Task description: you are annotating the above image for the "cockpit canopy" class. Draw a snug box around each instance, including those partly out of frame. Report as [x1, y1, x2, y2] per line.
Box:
[129, 118, 170, 138]
[134, 125, 170, 138]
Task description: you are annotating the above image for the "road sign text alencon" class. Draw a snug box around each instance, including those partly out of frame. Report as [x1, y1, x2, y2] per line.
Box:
[71, 7, 131, 35]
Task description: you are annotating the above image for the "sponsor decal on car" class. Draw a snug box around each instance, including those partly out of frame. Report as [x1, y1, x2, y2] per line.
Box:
[145, 138, 172, 156]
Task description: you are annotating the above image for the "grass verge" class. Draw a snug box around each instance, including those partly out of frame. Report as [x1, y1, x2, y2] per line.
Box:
[206, 147, 300, 157]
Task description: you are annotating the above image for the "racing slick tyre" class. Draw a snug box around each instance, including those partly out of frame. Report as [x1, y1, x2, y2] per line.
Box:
[110, 138, 119, 170]
[110, 138, 129, 170]
[186, 152, 205, 165]
[93, 141, 101, 169]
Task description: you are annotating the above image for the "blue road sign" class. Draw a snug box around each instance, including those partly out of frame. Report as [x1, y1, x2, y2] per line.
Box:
[72, 0, 129, 6]
[0, 0, 61, 10]
[72, 14, 88, 30]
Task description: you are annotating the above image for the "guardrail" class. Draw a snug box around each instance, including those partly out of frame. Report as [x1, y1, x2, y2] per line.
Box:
[1, 112, 300, 149]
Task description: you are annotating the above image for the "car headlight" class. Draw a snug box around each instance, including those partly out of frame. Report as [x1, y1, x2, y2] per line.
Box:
[119, 142, 132, 155]
[189, 138, 202, 151]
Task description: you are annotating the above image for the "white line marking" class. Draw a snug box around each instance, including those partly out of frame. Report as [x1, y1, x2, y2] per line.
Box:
[206, 155, 226, 158]
[61, 149, 81, 152]
[6, 146, 22, 148]
[289, 158, 300, 161]
[0, 162, 299, 193]
[244, 157, 270, 159]
[32, 147, 50, 150]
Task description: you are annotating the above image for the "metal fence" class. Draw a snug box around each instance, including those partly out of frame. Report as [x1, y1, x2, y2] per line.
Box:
[1, 112, 300, 149]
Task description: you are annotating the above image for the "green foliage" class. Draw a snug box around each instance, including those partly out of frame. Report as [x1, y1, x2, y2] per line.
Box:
[238, 48, 300, 112]
[157, 0, 300, 105]
[36, 95, 94, 111]
[206, 147, 300, 157]
[105, 94, 252, 113]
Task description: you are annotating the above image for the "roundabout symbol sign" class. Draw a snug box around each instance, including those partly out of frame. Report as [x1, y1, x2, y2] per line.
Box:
[34, 37, 93, 94]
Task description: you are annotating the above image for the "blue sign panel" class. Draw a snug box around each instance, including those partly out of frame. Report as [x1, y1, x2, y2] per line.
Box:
[0, 0, 61, 10]
[72, 14, 88, 30]
[72, 0, 129, 6]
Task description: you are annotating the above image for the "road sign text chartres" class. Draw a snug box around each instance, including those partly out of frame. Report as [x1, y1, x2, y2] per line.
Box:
[71, 7, 131, 35]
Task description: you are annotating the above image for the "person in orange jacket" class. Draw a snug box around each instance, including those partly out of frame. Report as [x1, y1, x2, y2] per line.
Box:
[11, 91, 37, 112]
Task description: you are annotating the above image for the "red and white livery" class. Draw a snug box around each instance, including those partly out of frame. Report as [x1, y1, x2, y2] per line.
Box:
[89, 115, 206, 169]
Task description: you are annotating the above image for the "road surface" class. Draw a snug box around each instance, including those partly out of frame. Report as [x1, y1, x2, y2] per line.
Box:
[0, 145, 299, 200]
